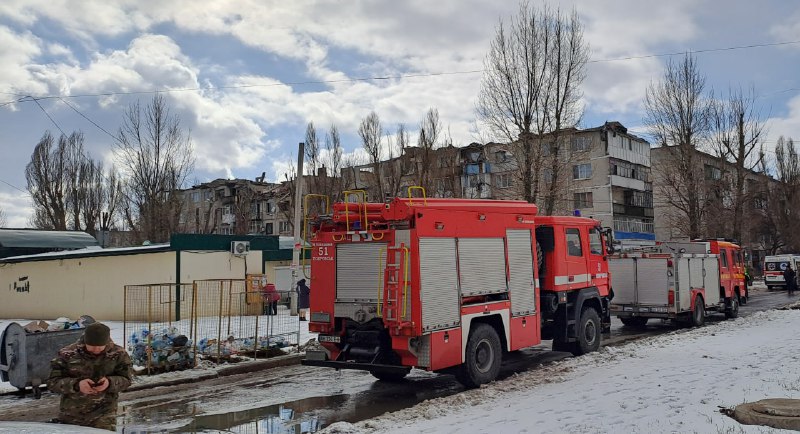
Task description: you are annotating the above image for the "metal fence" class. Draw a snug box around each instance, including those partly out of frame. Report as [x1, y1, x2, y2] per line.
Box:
[123, 283, 196, 374]
[124, 276, 300, 373]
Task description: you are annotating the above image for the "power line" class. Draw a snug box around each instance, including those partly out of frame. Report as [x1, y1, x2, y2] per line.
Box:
[1, 39, 799, 105]
[0, 178, 28, 195]
[28, 96, 66, 137]
[588, 39, 800, 63]
[58, 97, 116, 140]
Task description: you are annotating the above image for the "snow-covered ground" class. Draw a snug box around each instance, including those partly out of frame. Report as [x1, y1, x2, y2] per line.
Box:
[324, 308, 800, 434]
[0, 317, 318, 394]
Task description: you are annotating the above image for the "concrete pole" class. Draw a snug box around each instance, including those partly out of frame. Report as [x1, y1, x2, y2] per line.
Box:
[290, 142, 305, 316]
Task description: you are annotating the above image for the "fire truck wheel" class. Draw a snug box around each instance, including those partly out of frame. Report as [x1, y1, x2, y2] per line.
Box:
[572, 307, 601, 356]
[691, 296, 705, 327]
[456, 323, 501, 388]
[620, 317, 648, 328]
[725, 296, 739, 319]
[371, 371, 408, 382]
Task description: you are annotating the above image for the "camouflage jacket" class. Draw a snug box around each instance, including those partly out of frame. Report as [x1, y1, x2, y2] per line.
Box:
[46, 340, 133, 426]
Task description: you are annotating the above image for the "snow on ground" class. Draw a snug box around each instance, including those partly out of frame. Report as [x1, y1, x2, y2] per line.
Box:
[0, 317, 318, 394]
[324, 308, 800, 434]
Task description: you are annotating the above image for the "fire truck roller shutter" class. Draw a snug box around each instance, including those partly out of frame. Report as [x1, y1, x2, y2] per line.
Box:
[608, 258, 636, 305]
[458, 238, 507, 297]
[336, 242, 388, 302]
[677, 257, 693, 310]
[703, 256, 721, 305]
[419, 238, 461, 331]
[506, 229, 536, 316]
[636, 258, 670, 305]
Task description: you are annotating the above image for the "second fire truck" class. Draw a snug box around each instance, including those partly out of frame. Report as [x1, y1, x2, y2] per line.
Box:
[301, 195, 613, 387]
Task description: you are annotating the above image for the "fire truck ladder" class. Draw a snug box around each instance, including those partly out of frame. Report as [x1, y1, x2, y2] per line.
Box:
[381, 244, 410, 330]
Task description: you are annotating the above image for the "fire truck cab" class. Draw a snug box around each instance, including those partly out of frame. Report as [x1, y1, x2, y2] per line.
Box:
[302, 196, 612, 387]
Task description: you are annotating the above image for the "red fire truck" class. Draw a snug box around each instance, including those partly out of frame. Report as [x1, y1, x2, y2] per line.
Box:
[301, 195, 613, 387]
[610, 239, 747, 327]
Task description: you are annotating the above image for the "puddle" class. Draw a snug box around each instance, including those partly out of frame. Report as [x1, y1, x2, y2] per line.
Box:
[121, 374, 462, 433]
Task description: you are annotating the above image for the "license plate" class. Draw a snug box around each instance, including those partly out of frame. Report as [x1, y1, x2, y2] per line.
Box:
[318, 335, 341, 343]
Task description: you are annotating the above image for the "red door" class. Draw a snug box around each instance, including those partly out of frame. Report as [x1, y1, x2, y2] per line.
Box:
[563, 227, 589, 290]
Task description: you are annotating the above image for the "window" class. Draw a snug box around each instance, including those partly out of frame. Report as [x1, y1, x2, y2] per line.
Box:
[266, 201, 276, 214]
[191, 191, 201, 202]
[541, 143, 553, 157]
[495, 150, 509, 162]
[566, 228, 583, 257]
[574, 192, 593, 208]
[542, 168, 554, 183]
[468, 175, 481, 188]
[589, 228, 603, 255]
[496, 173, 513, 189]
[264, 223, 274, 235]
[222, 205, 232, 215]
[573, 163, 592, 180]
[571, 136, 590, 152]
[279, 221, 291, 233]
[248, 221, 262, 234]
[705, 164, 722, 181]
[720, 249, 729, 268]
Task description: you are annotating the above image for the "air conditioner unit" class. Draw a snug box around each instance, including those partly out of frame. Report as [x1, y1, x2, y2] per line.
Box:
[231, 241, 250, 256]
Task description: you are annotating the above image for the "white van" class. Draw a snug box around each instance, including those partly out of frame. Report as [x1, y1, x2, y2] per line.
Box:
[764, 255, 800, 290]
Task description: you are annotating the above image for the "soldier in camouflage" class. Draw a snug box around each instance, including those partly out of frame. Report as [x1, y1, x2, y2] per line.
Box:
[47, 322, 132, 431]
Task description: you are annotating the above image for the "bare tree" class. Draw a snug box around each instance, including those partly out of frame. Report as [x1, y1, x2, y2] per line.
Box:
[358, 111, 384, 201]
[25, 131, 121, 234]
[115, 94, 194, 243]
[645, 54, 711, 239]
[476, 2, 589, 211]
[770, 136, 800, 251]
[383, 124, 412, 199]
[709, 86, 766, 241]
[414, 108, 443, 194]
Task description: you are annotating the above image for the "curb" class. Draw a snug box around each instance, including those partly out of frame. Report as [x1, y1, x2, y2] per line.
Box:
[126, 353, 305, 392]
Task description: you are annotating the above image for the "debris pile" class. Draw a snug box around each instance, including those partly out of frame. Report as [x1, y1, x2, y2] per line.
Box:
[127, 327, 195, 372]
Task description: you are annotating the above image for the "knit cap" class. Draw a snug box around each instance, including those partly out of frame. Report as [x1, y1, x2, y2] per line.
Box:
[84, 322, 110, 346]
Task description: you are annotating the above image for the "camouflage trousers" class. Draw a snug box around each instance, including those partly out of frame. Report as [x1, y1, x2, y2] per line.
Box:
[57, 395, 118, 431]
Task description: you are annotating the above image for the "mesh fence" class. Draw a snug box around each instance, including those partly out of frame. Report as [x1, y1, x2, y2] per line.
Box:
[124, 276, 300, 373]
[193, 278, 299, 361]
[123, 283, 196, 374]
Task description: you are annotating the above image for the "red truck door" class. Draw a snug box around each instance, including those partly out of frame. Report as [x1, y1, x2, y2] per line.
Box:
[564, 227, 589, 290]
[587, 227, 609, 291]
[719, 248, 732, 298]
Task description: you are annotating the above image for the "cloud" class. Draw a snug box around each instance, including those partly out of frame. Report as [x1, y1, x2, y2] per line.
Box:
[0, 190, 33, 228]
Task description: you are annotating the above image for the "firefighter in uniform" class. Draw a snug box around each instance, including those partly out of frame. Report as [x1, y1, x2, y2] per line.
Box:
[47, 322, 133, 431]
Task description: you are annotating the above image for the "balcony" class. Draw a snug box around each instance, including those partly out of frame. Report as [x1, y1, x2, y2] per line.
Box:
[613, 203, 654, 218]
[613, 218, 655, 241]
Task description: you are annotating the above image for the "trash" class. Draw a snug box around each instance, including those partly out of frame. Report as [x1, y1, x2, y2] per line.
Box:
[127, 327, 195, 373]
[22, 320, 49, 334]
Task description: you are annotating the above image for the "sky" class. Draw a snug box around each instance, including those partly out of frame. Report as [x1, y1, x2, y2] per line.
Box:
[3, 1, 800, 227]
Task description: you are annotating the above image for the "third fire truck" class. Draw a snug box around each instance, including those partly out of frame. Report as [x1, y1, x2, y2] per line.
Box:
[301, 194, 613, 387]
[609, 240, 747, 327]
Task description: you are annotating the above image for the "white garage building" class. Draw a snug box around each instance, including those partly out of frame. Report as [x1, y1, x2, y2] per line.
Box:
[0, 234, 304, 321]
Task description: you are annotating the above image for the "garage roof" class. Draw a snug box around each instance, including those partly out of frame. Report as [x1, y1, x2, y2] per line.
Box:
[0, 229, 99, 249]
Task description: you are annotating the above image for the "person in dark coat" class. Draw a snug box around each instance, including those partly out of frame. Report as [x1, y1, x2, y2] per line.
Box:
[47, 322, 132, 431]
[785, 264, 798, 296]
[296, 278, 311, 321]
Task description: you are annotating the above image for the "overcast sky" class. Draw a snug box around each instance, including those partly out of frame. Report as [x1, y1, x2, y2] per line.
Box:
[2, 1, 800, 228]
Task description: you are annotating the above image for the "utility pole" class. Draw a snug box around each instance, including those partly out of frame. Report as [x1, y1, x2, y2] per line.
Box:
[290, 142, 305, 316]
